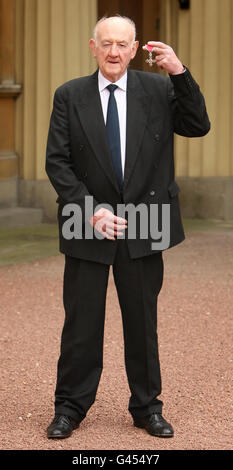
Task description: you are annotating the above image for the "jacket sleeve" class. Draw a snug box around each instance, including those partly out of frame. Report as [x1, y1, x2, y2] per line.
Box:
[168, 67, 211, 137]
[45, 85, 99, 218]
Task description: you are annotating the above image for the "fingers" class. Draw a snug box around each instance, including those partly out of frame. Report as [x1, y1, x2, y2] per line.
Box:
[155, 57, 166, 66]
[142, 44, 154, 52]
[95, 220, 126, 240]
[143, 41, 183, 74]
[113, 214, 128, 226]
[90, 208, 127, 241]
[147, 41, 169, 49]
[143, 42, 173, 54]
[143, 41, 169, 51]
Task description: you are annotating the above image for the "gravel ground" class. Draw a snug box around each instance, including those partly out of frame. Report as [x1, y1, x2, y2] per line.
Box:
[0, 229, 233, 451]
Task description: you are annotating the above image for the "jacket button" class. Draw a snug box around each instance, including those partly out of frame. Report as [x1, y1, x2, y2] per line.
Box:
[154, 134, 160, 141]
[79, 144, 84, 151]
[150, 190, 155, 196]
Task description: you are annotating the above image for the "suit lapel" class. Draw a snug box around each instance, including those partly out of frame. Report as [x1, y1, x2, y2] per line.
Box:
[123, 70, 151, 191]
[75, 70, 120, 194]
[75, 69, 151, 195]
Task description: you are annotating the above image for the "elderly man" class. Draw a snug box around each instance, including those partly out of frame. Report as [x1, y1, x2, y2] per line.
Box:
[46, 15, 210, 439]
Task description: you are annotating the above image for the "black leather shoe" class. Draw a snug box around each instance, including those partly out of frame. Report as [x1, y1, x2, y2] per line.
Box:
[47, 414, 79, 439]
[133, 413, 174, 438]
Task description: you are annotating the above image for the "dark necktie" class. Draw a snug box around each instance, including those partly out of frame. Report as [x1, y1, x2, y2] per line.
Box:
[106, 84, 123, 190]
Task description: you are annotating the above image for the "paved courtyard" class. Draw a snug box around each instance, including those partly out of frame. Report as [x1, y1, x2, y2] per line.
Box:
[0, 222, 232, 450]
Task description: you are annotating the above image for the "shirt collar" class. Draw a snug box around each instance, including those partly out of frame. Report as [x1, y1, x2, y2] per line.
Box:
[98, 69, 127, 92]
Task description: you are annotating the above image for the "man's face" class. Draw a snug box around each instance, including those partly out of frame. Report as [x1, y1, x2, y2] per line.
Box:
[89, 18, 139, 82]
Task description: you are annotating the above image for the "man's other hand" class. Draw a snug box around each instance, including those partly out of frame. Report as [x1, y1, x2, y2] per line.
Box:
[89, 208, 127, 240]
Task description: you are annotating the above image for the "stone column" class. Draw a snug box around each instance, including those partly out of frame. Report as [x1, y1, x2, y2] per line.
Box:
[0, 0, 22, 208]
[15, 0, 97, 219]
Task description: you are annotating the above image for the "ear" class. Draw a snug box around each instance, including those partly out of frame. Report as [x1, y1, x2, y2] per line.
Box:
[131, 41, 139, 59]
[89, 38, 96, 58]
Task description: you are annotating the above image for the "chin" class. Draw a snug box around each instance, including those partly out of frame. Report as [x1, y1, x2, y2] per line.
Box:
[105, 67, 122, 81]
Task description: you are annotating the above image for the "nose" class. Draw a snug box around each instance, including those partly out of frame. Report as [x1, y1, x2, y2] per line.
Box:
[109, 44, 119, 56]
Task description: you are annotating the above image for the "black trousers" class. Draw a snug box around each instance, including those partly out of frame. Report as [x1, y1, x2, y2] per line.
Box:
[54, 239, 164, 423]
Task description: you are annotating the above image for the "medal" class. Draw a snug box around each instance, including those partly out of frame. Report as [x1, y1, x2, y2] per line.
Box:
[144, 44, 156, 67]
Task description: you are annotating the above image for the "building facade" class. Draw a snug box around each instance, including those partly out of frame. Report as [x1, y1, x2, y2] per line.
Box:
[0, 0, 233, 222]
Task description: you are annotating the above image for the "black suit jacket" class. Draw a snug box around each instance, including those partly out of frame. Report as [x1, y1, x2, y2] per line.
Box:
[46, 68, 210, 264]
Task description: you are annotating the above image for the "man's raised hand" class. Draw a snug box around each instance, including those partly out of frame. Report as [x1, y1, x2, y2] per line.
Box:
[143, 41, 184, 75]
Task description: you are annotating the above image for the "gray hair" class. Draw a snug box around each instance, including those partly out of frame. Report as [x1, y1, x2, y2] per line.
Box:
[93, 15, 137, 43]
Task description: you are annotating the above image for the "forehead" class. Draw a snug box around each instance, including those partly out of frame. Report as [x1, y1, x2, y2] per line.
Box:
[97, 19, 134, 42]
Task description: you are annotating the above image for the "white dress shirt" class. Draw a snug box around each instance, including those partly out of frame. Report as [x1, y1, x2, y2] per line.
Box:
[98, 70, 127, 176]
